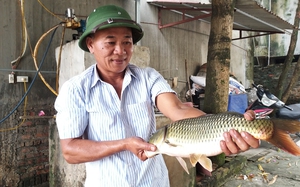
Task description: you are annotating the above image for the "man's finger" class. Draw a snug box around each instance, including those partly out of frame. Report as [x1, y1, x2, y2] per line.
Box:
[222, 131, 239, 154]
[244, 110, 256, 121]
[220, 140, 231, 156]
[241, 132, 260, 148]
[229, 130, 249, 152]
[143, 143, 156, 152]
[138, 150, 148, 161]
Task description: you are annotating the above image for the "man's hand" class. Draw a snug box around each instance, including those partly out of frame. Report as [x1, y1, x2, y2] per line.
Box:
[124, 137, 157, 161]
[220, 110, 260, 155]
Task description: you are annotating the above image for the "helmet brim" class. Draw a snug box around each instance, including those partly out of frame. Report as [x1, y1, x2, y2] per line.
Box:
[78, 20, 143, 52]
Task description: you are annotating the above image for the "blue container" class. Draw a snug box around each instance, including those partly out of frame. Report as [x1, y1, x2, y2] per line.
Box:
[227, 94, 248, 114]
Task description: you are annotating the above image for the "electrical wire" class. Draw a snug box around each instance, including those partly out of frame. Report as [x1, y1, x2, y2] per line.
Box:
[10, 0, 28, 67]
[18, 0, 35, 64]
[37, 0, 64, 21]
[0, 26, 58, 125]
[0, 81, 28, 132]
[56, 26, 66, 93]
[33, 24, 63, 96]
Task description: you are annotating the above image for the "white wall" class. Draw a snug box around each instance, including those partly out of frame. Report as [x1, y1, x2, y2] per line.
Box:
[139, 1, 252, 93]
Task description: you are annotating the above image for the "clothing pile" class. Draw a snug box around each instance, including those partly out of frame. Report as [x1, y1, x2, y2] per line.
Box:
[186, 75, 246, 110]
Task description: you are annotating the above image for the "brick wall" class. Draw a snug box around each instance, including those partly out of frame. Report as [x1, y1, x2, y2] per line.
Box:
[253, 62, 300, 104]
[0, 109, 51, 187]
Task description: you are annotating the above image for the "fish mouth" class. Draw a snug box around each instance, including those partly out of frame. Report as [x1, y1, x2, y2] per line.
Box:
[144, 150, 157, 158]
[145, 126, 168, 158]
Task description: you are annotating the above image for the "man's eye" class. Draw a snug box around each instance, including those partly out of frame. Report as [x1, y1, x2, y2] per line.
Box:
[108, 42, 115, 45]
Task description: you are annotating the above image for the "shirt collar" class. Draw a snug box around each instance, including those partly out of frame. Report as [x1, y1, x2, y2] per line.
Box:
[91, 64, 100, 88]
[90, 64, 136, 88]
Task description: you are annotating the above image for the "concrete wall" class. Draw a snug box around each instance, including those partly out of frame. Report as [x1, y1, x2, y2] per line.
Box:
[138, 0, 253, 92]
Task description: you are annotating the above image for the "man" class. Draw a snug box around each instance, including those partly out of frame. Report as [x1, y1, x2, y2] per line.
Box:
[55, 4, 259, 187]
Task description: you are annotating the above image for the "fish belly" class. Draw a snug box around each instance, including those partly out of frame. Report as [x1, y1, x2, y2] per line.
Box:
[157, 141, 223, 157]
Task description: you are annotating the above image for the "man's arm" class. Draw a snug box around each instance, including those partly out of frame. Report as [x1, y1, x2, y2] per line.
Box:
[156, 92, 206, 121]
[155, 92, 259, 155]
[60, 137, 156, 164]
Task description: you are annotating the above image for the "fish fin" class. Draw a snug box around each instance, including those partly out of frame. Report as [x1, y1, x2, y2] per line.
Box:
[189, 154, 200, 166]
[190, 154, 213, 172]
[270, 119, 300, 133]
[175, 157, 189, 174]
[267, 119, 300, 156]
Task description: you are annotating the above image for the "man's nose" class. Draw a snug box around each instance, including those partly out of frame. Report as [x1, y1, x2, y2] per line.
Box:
[114, 44, 126, 55]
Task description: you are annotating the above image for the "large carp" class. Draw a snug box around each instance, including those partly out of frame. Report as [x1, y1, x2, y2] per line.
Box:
[144, 112, 300, 174]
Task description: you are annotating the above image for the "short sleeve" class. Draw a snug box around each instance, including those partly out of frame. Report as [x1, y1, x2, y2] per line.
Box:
[145, 67, 176, 106]
[54, 80, 88, 139]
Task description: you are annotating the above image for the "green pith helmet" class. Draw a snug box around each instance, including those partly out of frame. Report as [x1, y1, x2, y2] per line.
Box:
[78, 5, 144, 52]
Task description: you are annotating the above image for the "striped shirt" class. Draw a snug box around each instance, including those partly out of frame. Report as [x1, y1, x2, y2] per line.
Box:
[54, 63, 175, 187]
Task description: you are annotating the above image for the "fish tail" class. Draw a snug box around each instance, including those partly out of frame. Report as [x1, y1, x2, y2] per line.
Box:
[266, 119, 300, 156]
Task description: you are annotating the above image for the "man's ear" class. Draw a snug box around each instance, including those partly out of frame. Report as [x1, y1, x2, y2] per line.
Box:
[86, 37, 94, 53]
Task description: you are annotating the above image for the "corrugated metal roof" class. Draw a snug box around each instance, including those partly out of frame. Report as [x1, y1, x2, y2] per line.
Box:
[147, 0, 295, 34]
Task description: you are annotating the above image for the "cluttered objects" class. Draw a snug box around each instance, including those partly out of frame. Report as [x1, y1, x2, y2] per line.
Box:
[185, 63, 248, 113]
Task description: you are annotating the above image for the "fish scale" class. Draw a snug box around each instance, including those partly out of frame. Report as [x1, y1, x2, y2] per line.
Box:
[164, 112, 274, 145]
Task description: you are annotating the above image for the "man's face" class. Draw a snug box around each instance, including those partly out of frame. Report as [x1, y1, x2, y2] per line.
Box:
[86, 27, 133, 74]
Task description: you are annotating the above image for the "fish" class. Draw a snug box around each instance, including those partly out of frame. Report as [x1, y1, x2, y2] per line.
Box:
[144, 112, 300, 174]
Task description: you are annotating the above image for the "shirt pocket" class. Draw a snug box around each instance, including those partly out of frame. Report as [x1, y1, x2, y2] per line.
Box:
[124, 100, 156, 139]
[88, 108, 125, 141]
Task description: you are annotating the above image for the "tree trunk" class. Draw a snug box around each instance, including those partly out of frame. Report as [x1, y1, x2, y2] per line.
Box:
[201, 0, 236, 170]
[282, 58, 300, 102]
[275, 0, 300, 100]
[203, 0, 236, 114]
